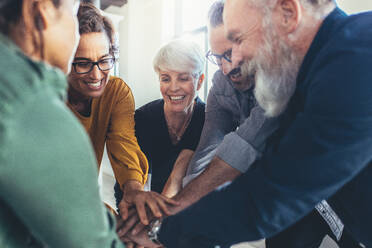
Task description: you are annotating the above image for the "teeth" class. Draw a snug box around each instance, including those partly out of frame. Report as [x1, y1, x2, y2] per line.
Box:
[87, 81, 101, 87]
[170, 96, 185, 100]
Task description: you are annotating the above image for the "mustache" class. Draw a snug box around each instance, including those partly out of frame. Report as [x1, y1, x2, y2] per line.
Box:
[228, 67, 241, 77]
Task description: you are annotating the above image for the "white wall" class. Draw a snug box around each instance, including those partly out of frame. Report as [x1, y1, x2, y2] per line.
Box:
[106, 0, 165, 109]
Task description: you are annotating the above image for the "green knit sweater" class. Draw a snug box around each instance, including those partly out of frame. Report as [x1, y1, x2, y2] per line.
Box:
[0, 33, 124, 248]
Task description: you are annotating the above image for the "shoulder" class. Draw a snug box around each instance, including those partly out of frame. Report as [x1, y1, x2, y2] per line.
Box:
[0, 40, 67, 118]
[105, 76, 133, 96]
[135, 99, 164, 123]
[210, 70, 236, 97]
[100, 76, 136, 109]
[304, 11, 372, 117]
[194, 97, 206, 114]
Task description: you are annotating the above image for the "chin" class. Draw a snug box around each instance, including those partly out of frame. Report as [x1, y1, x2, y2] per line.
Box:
[87, 91, 105, 98]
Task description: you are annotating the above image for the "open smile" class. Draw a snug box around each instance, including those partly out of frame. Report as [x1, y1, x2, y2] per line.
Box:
[84, 79, 104, 90]
[168, 95, 186, 102]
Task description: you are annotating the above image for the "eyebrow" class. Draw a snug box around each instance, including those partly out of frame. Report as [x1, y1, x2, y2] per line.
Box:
[74, 54, 112, 61]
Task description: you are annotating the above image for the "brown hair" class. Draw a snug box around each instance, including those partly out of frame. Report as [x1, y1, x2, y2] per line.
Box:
[0, 0, 61, 58]
[77, 3, 119, 58]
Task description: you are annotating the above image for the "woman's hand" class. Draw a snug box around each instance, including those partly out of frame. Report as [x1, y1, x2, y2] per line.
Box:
[119, 180, 179, 224]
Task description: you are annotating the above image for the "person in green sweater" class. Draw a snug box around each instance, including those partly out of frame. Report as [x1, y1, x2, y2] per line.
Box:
[0, 0, 125, 247]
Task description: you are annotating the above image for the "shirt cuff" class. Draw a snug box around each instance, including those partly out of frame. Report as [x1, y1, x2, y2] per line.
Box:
[216, 132, 261, 173]
[116, 169, 146, 190]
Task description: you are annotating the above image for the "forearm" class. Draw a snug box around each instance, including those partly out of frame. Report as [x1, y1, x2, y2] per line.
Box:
[162, 149, 194, 198]
[171, 156, 241, 214]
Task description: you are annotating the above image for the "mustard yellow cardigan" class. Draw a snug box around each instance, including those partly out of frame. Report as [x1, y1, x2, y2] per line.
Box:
[68, 76, 148, 188]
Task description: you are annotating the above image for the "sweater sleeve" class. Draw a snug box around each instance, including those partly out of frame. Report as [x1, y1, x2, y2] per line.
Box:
[183, 83, 235, 185]
[0, 88, 124, 248]
[106, 78, 149, 188]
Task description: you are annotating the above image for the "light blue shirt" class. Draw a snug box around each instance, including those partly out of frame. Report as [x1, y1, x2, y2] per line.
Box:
[183, 70, 279, 185]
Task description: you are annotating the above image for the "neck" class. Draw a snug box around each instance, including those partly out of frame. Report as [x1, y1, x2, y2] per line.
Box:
[290, 6, 335, 59]
[164, 99, 195, 144]
[68, 86, 92, 115]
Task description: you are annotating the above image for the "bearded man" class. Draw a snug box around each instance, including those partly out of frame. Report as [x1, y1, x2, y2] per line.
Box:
[122, 1, 372, 247]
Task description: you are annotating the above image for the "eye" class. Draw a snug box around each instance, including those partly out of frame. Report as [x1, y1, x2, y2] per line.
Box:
[160, 77, 170, 82]
[100, 58, 113, 65]
[224, 49, 232, 60]
[179, 77, 190, 82]
[75, 62, 91, 68]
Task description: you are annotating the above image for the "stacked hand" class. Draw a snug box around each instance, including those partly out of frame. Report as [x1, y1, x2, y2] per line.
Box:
[116, 181, 180, 247]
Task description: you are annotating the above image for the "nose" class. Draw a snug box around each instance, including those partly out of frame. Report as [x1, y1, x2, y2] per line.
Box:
[231, 44, 244, 69]
[89, 64, 103, 80]
[169, 79, 180, 91]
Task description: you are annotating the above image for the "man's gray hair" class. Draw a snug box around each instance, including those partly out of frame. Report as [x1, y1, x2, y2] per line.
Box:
[208, 0, 225, 28]
[153, 39, 205, 77]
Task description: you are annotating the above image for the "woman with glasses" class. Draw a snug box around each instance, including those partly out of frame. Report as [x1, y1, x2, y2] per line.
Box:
[67, 3, 178, 219]
[115, 40, 206, 241]
[0, 0, 124, 247]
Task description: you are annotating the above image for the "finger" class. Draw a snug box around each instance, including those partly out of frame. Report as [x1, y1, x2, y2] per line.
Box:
[118, 199, 131, 220]
[157, 194, 180, 205]
[145, 198, 162, 219]
[154, 196, 173, 216]
[116, 216, 124, 232]
[117, 214, 141, 236]
[125, 242, 134, 248]
[135, 201, 149, 225]
[131, 221, 146, 235]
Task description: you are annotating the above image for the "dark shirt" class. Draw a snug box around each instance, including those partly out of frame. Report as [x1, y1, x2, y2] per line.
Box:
[114, 98, 205, 204]
[135, 98, 205, 193]
[158, 8, 372, 248]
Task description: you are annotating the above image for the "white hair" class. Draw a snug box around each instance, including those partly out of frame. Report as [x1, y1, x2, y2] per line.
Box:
[153, 39, 205, 77]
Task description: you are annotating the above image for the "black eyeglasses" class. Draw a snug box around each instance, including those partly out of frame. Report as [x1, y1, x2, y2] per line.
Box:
[206, 49, 232, 65]
[72, 58, 115, 74]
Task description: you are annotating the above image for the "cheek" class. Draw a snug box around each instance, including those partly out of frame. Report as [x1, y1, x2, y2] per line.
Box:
[159, 84, 168, 97]
[183, 83, 197, 97]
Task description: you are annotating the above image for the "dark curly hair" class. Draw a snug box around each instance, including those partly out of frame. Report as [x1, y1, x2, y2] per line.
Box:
[77, 3, 119, 58]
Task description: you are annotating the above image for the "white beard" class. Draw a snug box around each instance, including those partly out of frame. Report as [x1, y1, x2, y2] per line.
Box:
[246, 25, 303, 117]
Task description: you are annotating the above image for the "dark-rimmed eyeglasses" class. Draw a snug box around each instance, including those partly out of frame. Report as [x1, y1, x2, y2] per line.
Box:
[72, 58, 115, 74]
[206, 49, 232, 65]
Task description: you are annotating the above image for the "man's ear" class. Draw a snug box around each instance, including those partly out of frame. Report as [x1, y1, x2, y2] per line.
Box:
[197, 74, 205, 91]
[275, 0, 302, 34]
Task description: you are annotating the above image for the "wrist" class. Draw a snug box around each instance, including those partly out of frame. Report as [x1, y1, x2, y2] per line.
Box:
[148, 219, 163, 245]
[123, 180, 143, 194]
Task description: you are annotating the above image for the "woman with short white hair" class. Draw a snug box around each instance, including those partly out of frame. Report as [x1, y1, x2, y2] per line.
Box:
[115, 39, 206, 229]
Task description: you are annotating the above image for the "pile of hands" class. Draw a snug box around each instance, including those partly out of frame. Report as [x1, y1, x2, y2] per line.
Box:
[115, 187, 181, 248]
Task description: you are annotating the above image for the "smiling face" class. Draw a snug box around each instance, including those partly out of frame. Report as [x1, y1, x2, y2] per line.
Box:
[224, 0, 303, 117]
[209, 24, 253, 91]
[68, 32, 112, 98]
[159, 70, 203, 114]
[224, 0, 265, 68]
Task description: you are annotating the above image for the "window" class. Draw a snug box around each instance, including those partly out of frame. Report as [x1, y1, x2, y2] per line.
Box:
[163, 0, 218, 102]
